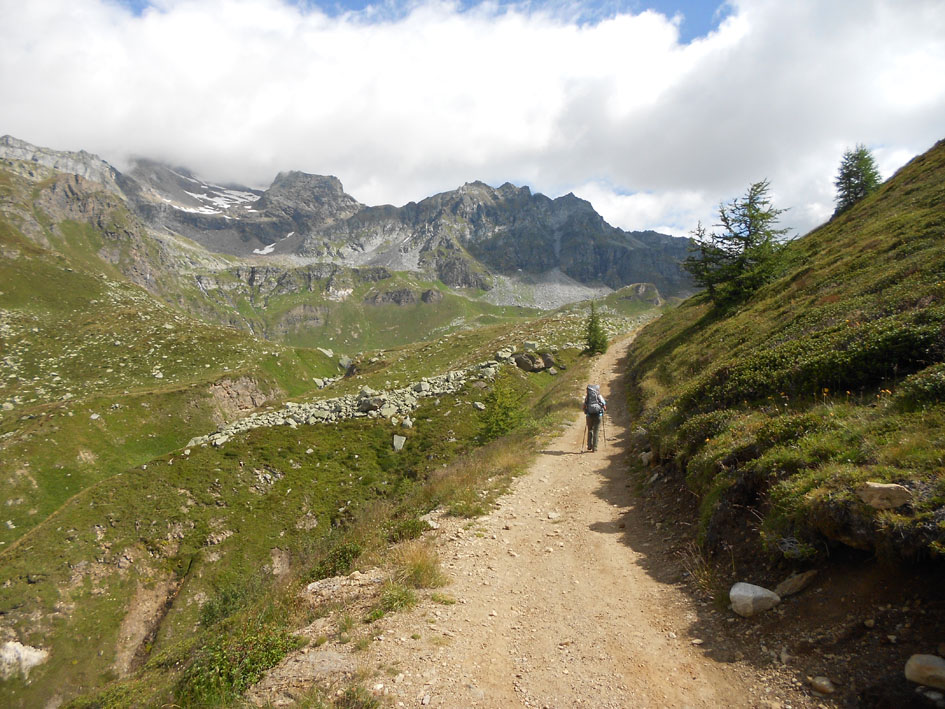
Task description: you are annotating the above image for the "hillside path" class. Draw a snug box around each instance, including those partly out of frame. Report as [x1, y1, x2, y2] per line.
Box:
[303, 335, 808, 707]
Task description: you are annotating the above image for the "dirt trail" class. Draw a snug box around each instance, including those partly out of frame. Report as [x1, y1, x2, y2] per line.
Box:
[275, 336, 813, 707]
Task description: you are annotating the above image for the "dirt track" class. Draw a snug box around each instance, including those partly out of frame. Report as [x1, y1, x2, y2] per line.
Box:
[250, 335, 815, 707]
[332, 335, 811, 708]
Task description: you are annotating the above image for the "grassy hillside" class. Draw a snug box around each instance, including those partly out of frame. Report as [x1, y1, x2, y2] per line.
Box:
[626, 139, 945, 563]
[0, 155, 659, 706]
[0, 173, 338, 548]
[0, 314, 600, 707]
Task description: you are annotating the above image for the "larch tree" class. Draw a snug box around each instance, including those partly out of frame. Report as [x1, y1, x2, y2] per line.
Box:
[834, 144, 882, 216]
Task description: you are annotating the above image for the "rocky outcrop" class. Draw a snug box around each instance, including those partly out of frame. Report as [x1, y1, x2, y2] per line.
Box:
[364, 288, 418, 306]
[0, 135, 123, 196]
[0, 641, 48, 680]
[253, 171, 363, 230]
[857, 482, 913, 509]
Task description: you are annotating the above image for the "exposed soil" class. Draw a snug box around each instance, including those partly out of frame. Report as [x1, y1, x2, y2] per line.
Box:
[252, 335, 945, 708]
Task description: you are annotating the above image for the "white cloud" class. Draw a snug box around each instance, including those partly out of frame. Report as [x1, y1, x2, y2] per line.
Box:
[0, 0, 943, 237]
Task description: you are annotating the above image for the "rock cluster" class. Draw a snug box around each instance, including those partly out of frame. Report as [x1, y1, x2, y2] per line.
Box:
[188, 358, 504, 448]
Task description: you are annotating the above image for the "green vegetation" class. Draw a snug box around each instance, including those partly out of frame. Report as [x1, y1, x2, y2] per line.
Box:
[682, 180, 788, 306]
[584, 301, 608, 354]
[628, 139, 945, 563]
[0, 152, 652, 708]
[1, 312, 594, 708]
[478, 369, 528, 442]
[834, 143, 882, 216]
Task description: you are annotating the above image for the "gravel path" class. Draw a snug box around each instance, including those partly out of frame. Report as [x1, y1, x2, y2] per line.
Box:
[252, 335, 812, 708]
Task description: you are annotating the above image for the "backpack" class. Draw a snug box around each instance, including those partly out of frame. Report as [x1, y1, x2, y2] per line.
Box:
[584, 386, 603, 415]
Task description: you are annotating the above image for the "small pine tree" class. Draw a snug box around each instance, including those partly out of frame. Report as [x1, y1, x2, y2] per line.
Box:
[585, 302, 608, 355]
[682, 179, 788, 306]
[478, 370, 525, 442]
[833, 144, 881, 216]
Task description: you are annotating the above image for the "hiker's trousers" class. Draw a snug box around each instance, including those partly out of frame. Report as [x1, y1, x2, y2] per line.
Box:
[586, 413, 602, 450]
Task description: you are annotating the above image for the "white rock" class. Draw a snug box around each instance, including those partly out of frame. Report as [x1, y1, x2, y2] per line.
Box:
[729, 582, 781, 617]
[810, 676, 836, 694]
[906, 654, 945, 690]
[0, 641, 48, 680]
[857, 482, 912, 509]
[392, 435, 406, 452]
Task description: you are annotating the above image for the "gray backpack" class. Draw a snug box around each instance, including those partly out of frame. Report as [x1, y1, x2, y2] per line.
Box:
[585, 386, 603, 415]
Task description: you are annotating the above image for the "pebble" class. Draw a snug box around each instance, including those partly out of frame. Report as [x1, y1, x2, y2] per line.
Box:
[810, 676, 836, 694]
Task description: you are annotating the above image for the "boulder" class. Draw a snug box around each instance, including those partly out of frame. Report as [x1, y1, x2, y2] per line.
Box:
[0, 641, 48, 680]
[810, 677, 836, 695]
[392, 435, 407, 452]
[513, 353, 543, 372]
[906, 654, 945, 690]
[358, 397, 384, 413]
[729, 582, 780, 617]
[473, 401, 486, 411]
[857, 482, 912, 509]
[774, 569, 817, 598]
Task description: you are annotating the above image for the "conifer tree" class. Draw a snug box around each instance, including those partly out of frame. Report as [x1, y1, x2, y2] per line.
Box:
[479, 370, 525, 442]
[834, 144, 881, 216]
[585, 302, 608, 355]
[683, 180, 788, 305]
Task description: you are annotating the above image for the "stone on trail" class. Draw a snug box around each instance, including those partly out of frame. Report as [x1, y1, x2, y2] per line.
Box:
[905, 654, 945, 690]
[857, 482, 912, 509]
[810, 676, 836, 694]
[729, 582, 780, 617]
[774, 569, 817, 598]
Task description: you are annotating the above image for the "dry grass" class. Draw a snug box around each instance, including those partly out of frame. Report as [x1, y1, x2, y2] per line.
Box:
[677, 541, 717, 599]
[391, 540, 448, 589]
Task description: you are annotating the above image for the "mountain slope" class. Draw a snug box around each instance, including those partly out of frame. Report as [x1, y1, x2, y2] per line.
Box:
[1, 137, 692, 300]
[0, 164, 339, 549]
[625, 138, 945, 562]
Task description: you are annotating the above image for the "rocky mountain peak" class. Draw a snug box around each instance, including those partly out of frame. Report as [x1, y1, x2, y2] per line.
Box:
[0, 135, 123, 196]
[255, 171, 363, 226]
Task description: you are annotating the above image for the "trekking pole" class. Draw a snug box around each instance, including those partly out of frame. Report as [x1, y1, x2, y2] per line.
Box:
[601, 416, 607, 449]
[582, 422, 587, 452]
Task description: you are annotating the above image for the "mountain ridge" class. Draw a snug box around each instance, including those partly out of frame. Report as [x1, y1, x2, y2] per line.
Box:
[0, 135, 693, 299]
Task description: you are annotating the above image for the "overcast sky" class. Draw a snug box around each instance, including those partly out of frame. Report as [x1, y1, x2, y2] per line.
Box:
[1, 0, 943, 236]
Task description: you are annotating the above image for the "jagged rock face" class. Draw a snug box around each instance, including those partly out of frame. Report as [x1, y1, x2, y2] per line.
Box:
[304, 181, 691, 295]
[0, 135, 123, 197]
[2, 135, 694, 304]
[254, 171, 363, 229]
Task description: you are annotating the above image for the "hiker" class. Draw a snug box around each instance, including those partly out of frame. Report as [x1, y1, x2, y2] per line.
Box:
[583, 384, 606, 451]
